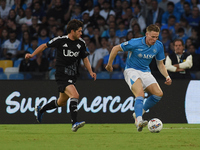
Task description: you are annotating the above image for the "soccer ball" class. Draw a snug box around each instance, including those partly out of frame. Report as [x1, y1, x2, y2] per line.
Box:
[148, 118, 163, 133]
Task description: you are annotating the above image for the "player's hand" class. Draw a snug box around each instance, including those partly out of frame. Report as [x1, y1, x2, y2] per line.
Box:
[25, 53, 33, 59]
[90, 72, 96, 81]
[165, 76, 172, 85]
[105, 64, 113, 72]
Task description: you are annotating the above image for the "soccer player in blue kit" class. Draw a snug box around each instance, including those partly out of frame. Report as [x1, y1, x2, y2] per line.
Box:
[106, 24, 172, 132]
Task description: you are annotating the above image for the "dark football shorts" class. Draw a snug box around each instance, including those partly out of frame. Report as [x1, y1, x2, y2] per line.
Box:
[55, 67, 77, 93]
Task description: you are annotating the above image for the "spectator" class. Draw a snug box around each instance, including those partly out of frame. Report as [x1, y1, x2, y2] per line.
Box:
[29, 16, 40, 37]
[32, 2, 47, 24]
[96, 37, 109, 58]
[126, 31, 134, 41]
[64, 0, 77, 23]
[116, 21, 128, 38]
[190, 27, 200, 48]
[0, 18, 7, 36]
[7, 9, 17, 21]
[133, 4, 146, 32]
[175, 27, 188, 44]
[113, 0, 122, 19]
[11, 0, 27, 12]
[130, 0, 139, 13]
[108, 27, 120, 47]
[121, 0, 130, 19]
[181, 1, 192, 19]
[97, 16, 110, 35]
[93, 26, 101, 49]
[141, 0, 152, 19]
[130, 23, 143, 37]
[47, 0, 65, 28]
[2, 30, 20, 60]
[161, 15, 176, 38]
[161, 2, 181, 25]
[18, 8, 33, 26]
[185, 37, 193, 52]
[186, 6, 200, 27]
[29, 49, 49, 73]
[81, 12, 91, 35]
[17, 23, 29, 41]
[158, 0, 168, 12]
[101, 21, 116, 38]
[122, 7, 134, 29]
[165, 39, 193, 79]
[0, 29, 9, 59]
[26, 36, 38, 54]
[37, 26, 50, 57]
[81, 0, 94, 17]
[100, 1, 115, 21]
[146, 0, 165, 26]
[190, 0, 200, 10]
[70, 5, 82, 21]
[85, 23, 94, 39]
[82, 41, 104, 73]
[82, 35, 91, 52]
[15, 8, 25, 24]
[187, 44, 200, 79]
[175, 0, 188, 15]
[160, 29, 173, 54]
[17, 31, 31, 59]
[180, 18, 192, 37]
[0, 0, 11, 20]
[90, 5, 104, 27]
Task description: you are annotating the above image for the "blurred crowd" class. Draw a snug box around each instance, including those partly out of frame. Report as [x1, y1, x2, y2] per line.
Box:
[1, 0, 200, 80]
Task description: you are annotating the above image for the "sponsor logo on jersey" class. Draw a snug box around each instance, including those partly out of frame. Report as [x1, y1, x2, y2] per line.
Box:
[63, 50, 80, 57]
[138, 53, 155, 59]
[63, 43, 68, 47]
[143, 54, 155, 59]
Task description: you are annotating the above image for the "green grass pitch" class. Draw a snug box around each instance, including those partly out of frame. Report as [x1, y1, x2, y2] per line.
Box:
[0, 124, 200, 150]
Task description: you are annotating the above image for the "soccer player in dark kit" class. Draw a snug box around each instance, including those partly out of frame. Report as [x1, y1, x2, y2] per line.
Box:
[25, 19, 96, 132]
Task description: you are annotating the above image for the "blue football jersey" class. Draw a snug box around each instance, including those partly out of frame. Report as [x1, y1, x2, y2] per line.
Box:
[120, 37, 165, 72]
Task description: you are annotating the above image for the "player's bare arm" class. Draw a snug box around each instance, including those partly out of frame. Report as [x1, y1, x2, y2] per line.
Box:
[105, 45, 123, 72]
[156, 60, 172, 85]
[25, 43, 48, 59]
[83, 57, 96, 80]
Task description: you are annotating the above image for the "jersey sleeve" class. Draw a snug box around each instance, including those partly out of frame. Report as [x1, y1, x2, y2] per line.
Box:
[155, 42, 165, 61]
[120, 39, 135, 52]
[46, 36, 62, 48]
[79, 43, 89, 59]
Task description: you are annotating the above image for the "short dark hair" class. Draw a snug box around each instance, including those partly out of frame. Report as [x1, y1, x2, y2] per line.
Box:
[173, 39, 184, 46]
[66, 19, 83, 33]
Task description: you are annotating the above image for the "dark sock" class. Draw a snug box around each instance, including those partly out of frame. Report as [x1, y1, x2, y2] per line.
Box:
[70, 98, 78, 125]
[40, 100, 58, 114]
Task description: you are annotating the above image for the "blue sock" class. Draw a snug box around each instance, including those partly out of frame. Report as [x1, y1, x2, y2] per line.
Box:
[134, 96, 144, 117]
[143, 95, 162, 111]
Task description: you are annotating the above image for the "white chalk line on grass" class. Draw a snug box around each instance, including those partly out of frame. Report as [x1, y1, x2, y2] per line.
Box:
[163, 128, 200, 129]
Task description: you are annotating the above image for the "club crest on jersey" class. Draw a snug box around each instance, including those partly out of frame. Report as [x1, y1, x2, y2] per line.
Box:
[123, 41, 128, 45]
[63, 50, 80, 57]
[153, 49, 157, 53]
[63, 43, 68, 47]
[77, 44, 81, 49]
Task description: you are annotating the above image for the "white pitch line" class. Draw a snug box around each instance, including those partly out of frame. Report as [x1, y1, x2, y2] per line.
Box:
[163, 128, 200, 129]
